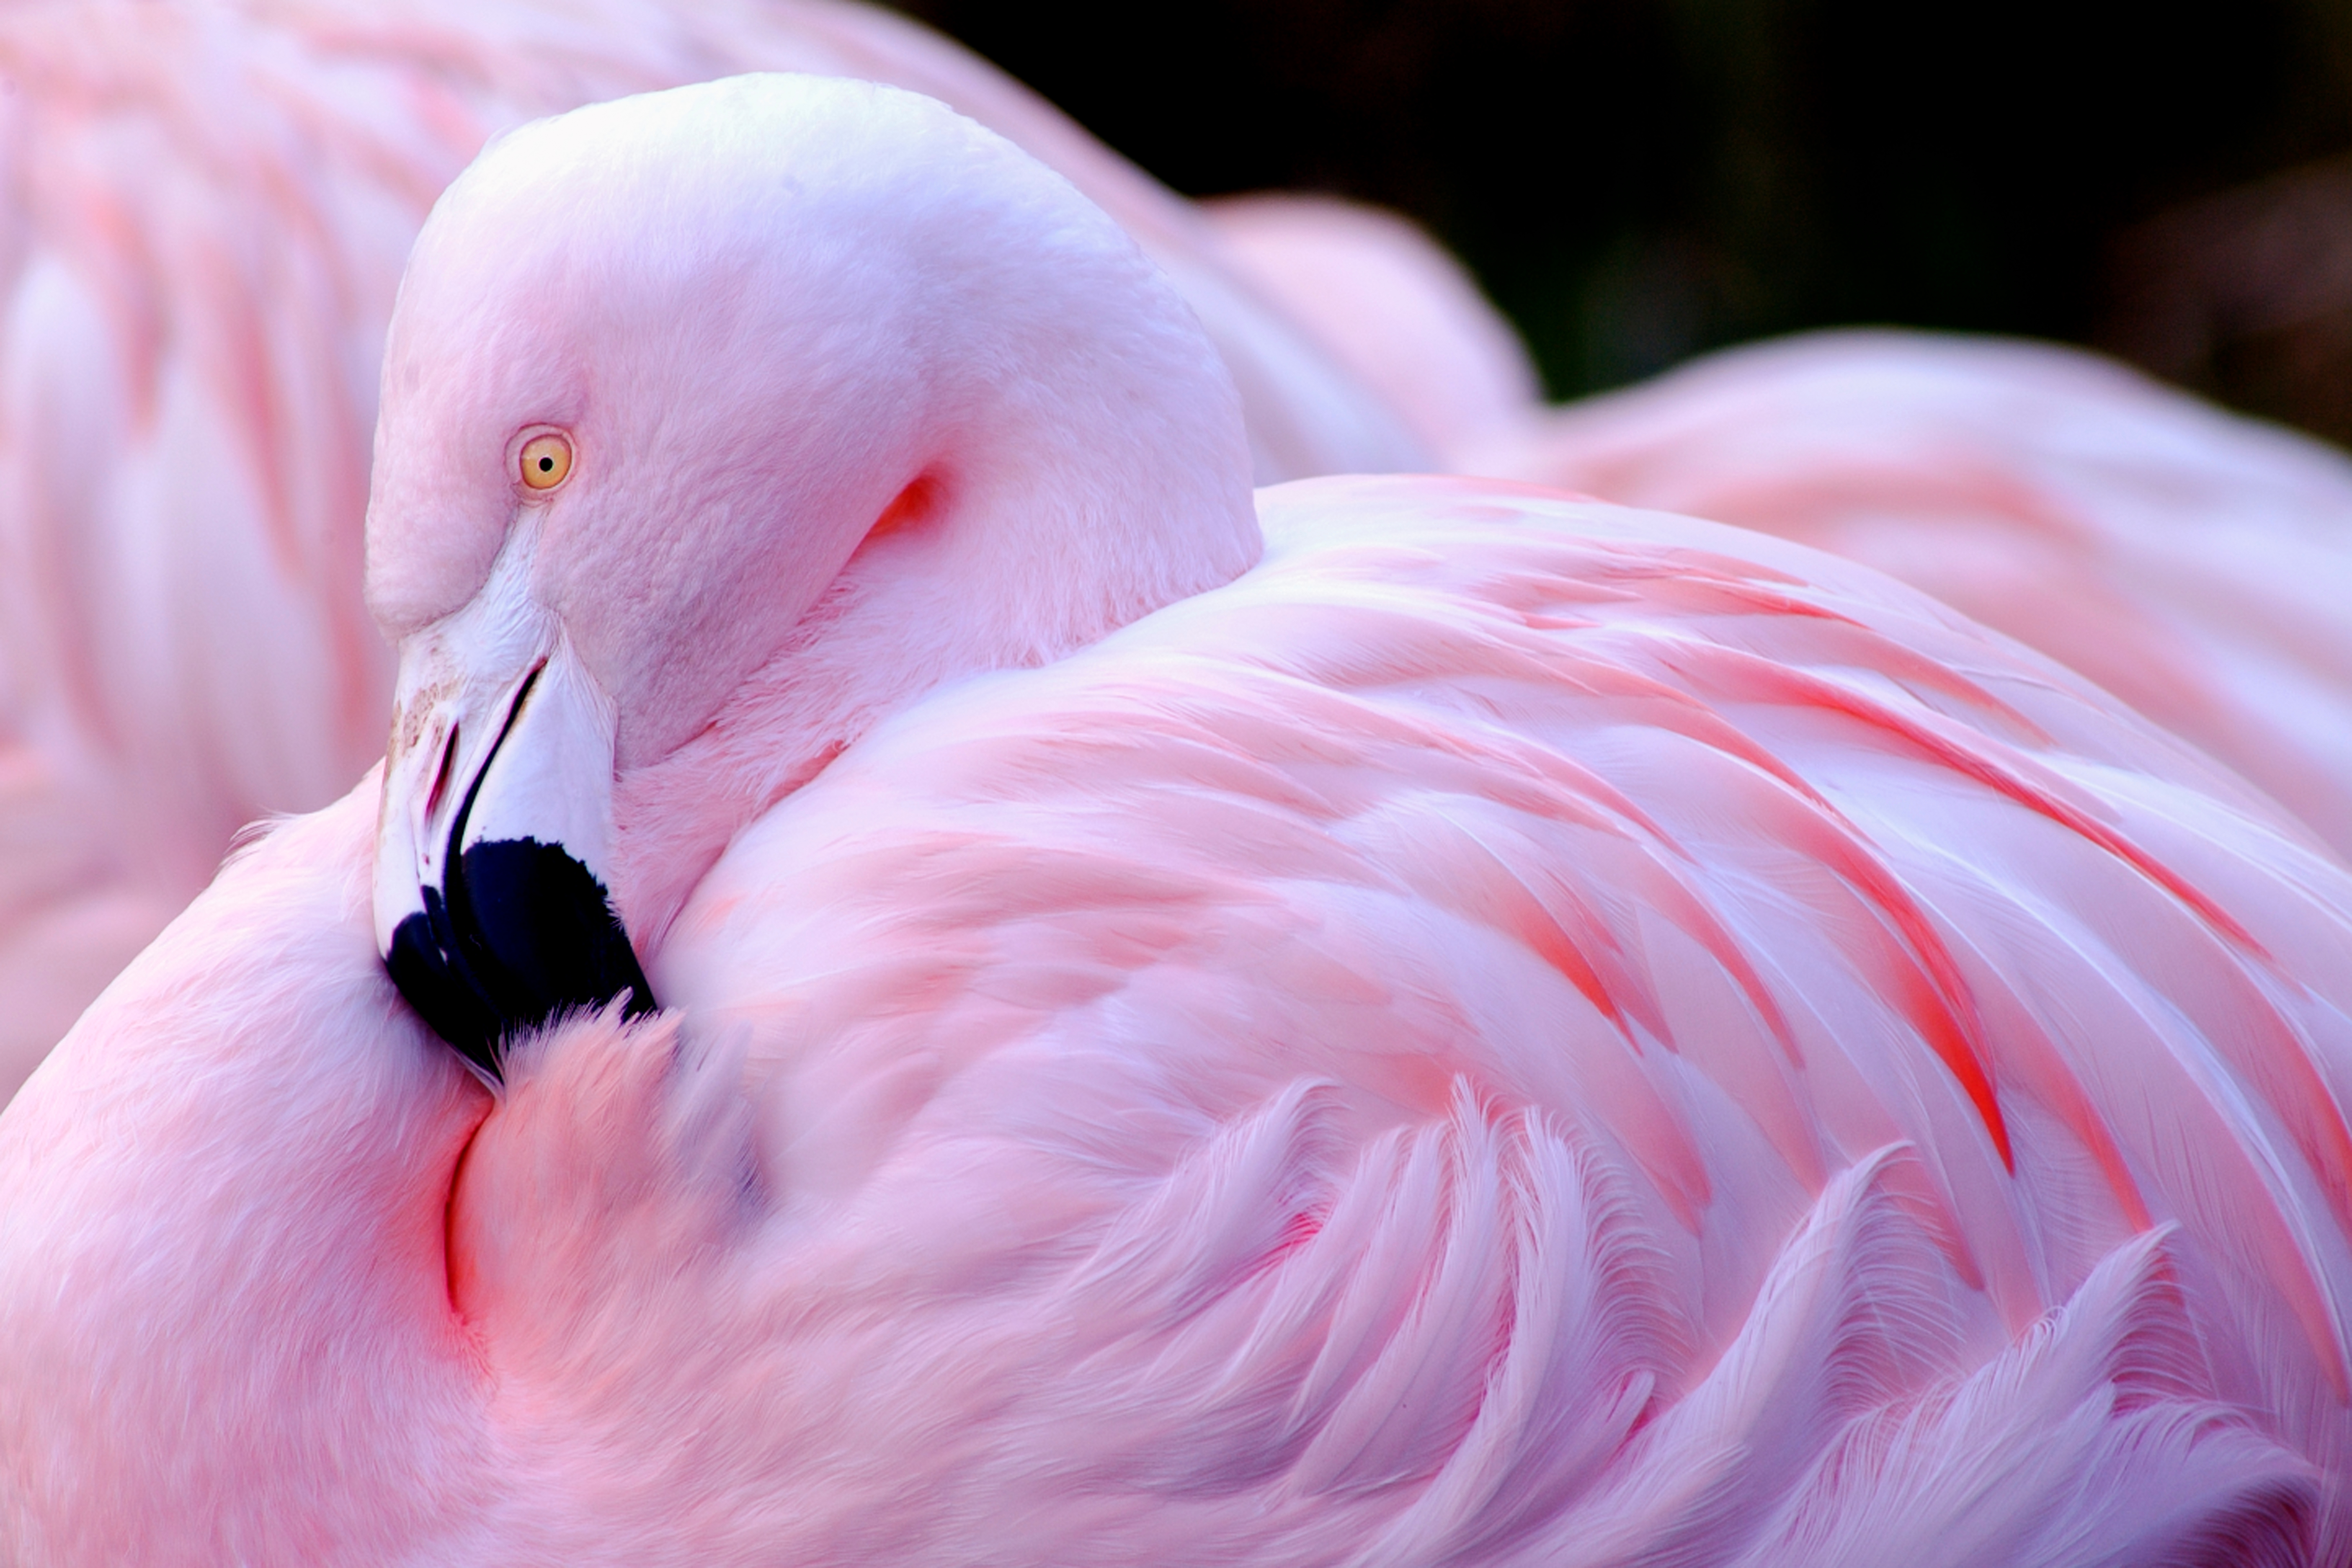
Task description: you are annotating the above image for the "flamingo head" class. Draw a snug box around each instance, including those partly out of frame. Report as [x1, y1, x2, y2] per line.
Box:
[361, 74, 1259, 1082]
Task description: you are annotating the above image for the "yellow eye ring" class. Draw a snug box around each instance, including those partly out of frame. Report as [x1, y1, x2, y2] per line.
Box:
[518, 432, 573, 491]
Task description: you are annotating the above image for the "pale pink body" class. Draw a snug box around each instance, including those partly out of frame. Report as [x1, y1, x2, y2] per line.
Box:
[4, 77, 2351, 1563]
[0, 0, 1422, 1098]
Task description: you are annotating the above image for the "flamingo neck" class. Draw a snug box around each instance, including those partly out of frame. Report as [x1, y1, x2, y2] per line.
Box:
[610, 394, 1264, 953]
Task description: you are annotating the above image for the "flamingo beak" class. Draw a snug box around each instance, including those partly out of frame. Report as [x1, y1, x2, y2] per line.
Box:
[372, 614, 655, 1085]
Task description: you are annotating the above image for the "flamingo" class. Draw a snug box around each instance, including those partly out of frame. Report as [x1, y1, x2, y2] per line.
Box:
[4, 75, 2351, 1564]
[0, 0, 1422, 1100]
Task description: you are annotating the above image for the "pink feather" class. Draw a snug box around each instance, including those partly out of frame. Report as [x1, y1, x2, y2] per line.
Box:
[1476, 331, 2352, 865]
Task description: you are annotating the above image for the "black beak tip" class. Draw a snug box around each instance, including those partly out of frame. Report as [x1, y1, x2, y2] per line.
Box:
[387, 907, 506, 1082]
[385, 837, 657, 1080]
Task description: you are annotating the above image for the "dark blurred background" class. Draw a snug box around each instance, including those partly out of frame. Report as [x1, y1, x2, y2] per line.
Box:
[897, 0, 2352, 443]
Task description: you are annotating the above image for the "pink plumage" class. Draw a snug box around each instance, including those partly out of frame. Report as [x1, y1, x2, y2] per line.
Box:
[1204, 232, 2352, 865]
[0, 0, 1423, 1099]
[1475, 331, 2352, 862]
[2, 75, 2348, 1564]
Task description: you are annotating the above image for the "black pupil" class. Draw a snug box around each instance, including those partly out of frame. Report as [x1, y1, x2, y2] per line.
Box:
[537, 456, 554, 471]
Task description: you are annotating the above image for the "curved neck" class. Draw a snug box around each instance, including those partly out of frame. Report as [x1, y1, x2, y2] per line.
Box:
[612, 401, 1263, 952]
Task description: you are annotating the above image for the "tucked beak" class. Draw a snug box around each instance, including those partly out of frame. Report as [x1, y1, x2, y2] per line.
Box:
[373, 601, 655, 1085]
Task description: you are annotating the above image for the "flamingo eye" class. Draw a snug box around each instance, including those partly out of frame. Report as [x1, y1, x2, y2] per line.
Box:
[519, 433, 573, 491]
